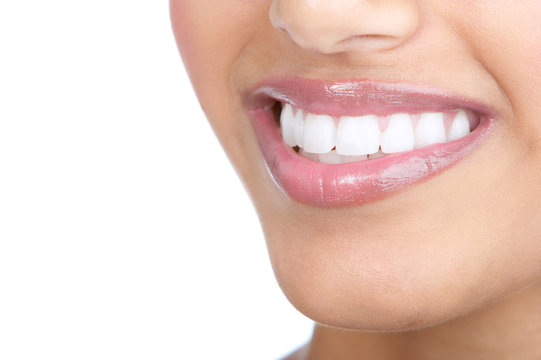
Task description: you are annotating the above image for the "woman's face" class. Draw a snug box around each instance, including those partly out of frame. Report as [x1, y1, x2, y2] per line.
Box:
[171, 1, 541, 331]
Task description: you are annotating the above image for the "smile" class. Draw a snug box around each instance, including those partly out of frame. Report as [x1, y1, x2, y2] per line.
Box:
[281, 103, 479, 164]
[247, 78, 495, 207]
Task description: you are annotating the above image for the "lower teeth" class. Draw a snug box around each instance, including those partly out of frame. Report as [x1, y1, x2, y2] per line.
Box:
[298, 148, 387, 164]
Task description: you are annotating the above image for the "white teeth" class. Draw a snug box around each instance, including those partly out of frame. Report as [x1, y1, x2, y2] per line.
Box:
[303, 113, 336, 154]
[368, 151, 386, 160]
[336, 115, 380, 156]
[294, 108, 305, 148]
[301, 150, 367, 164]
[299, 149, 319, 162]
[279, 104, 478, 165]
[318, 150, 343, 164]
[415, 112, 447, 149]
[447, 110, 471, 141]
[342, 155, 367, 163]
[381, 113, 415, 154]
[280, 103, 297, 147]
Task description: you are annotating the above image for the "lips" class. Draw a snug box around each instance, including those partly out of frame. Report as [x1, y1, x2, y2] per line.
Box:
[246, 78, 495, 207]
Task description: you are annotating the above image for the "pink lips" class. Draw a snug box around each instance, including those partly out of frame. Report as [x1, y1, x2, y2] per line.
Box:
[247, 78, 494, 207]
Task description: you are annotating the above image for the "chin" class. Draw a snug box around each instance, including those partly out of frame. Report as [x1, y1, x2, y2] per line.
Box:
[275, 262, 496, 332]
[263, 218, 534, 333]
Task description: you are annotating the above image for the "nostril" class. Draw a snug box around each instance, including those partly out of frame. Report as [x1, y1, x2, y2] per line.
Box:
[349, 34, 396, 40]
[337, 34, 397, 45]
[270, 0, 420, 55]
[335, 34, 403, 52]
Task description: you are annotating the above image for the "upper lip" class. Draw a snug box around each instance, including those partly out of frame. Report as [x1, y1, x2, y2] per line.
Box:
[245, 77, 494, 118]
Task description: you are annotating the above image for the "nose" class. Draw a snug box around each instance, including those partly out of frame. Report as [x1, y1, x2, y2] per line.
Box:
[269, 0, 420, 54]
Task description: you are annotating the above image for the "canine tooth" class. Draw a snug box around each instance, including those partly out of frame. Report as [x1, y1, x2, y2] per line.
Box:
[303, 113, 336, 154]
[447, 110, 471, 141]
[415, 112, 446, 149]
[336, 115, 380, 156]
[318, 150, 343, 164]
[294, 108, 304, 148]
[381, 114, 414, 154]
[280, 103, 297, 147]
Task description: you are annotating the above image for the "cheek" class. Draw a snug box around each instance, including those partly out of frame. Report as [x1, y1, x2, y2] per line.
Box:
[504, 12, 541, 159]
[170, 0, 265, 141]
[456, 2, 541, 159]
[453, 1, 541, 290]
[170, 1, 231, 92]
[170, 1, 265, 89]
[170, 0, 243, 142]
[522, 4, 541, 76]
[170, 0, 270, 177]
[453, 1, 541, 249]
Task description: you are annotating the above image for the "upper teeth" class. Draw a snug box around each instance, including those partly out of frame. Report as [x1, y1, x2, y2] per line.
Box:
[280, 103, 474, 160]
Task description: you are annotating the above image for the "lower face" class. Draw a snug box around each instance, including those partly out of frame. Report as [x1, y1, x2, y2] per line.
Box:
[172, 1, 541, 331]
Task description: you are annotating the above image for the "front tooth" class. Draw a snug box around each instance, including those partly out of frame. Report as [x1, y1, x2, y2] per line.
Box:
[447, 110, 470, 141]
[336, 115, 380, 156]
[415, 112, 447, 149]
[302, 113, 336, 154]
[280, 103, 297, 147]
[381, 113, 414, 154]
[294, 108, 305, 147]
[318, 150, 343, 164]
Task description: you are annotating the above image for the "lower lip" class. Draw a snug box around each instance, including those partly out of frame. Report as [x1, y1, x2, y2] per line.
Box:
[250, 106, 493, 207]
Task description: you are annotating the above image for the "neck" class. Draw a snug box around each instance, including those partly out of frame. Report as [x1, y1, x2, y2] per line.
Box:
[302, 283, 541, 360]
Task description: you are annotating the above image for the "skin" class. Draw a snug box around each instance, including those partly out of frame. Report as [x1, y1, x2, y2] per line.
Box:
[171, 1, 541, 358]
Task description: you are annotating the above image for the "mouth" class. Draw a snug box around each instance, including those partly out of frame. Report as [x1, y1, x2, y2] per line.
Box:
[246, 78, 495, 207]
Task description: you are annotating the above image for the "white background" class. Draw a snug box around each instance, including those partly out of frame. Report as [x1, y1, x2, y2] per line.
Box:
[0, 1, 313, 359]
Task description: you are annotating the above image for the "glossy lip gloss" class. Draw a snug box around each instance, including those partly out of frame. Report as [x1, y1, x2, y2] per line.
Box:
[246, 78, 495, 207]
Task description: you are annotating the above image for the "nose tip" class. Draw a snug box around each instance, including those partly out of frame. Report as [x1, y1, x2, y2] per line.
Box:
[270, 0, 420, 54]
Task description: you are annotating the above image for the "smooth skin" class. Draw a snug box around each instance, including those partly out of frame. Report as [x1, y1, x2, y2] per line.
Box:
[171, 1, 541, 358]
